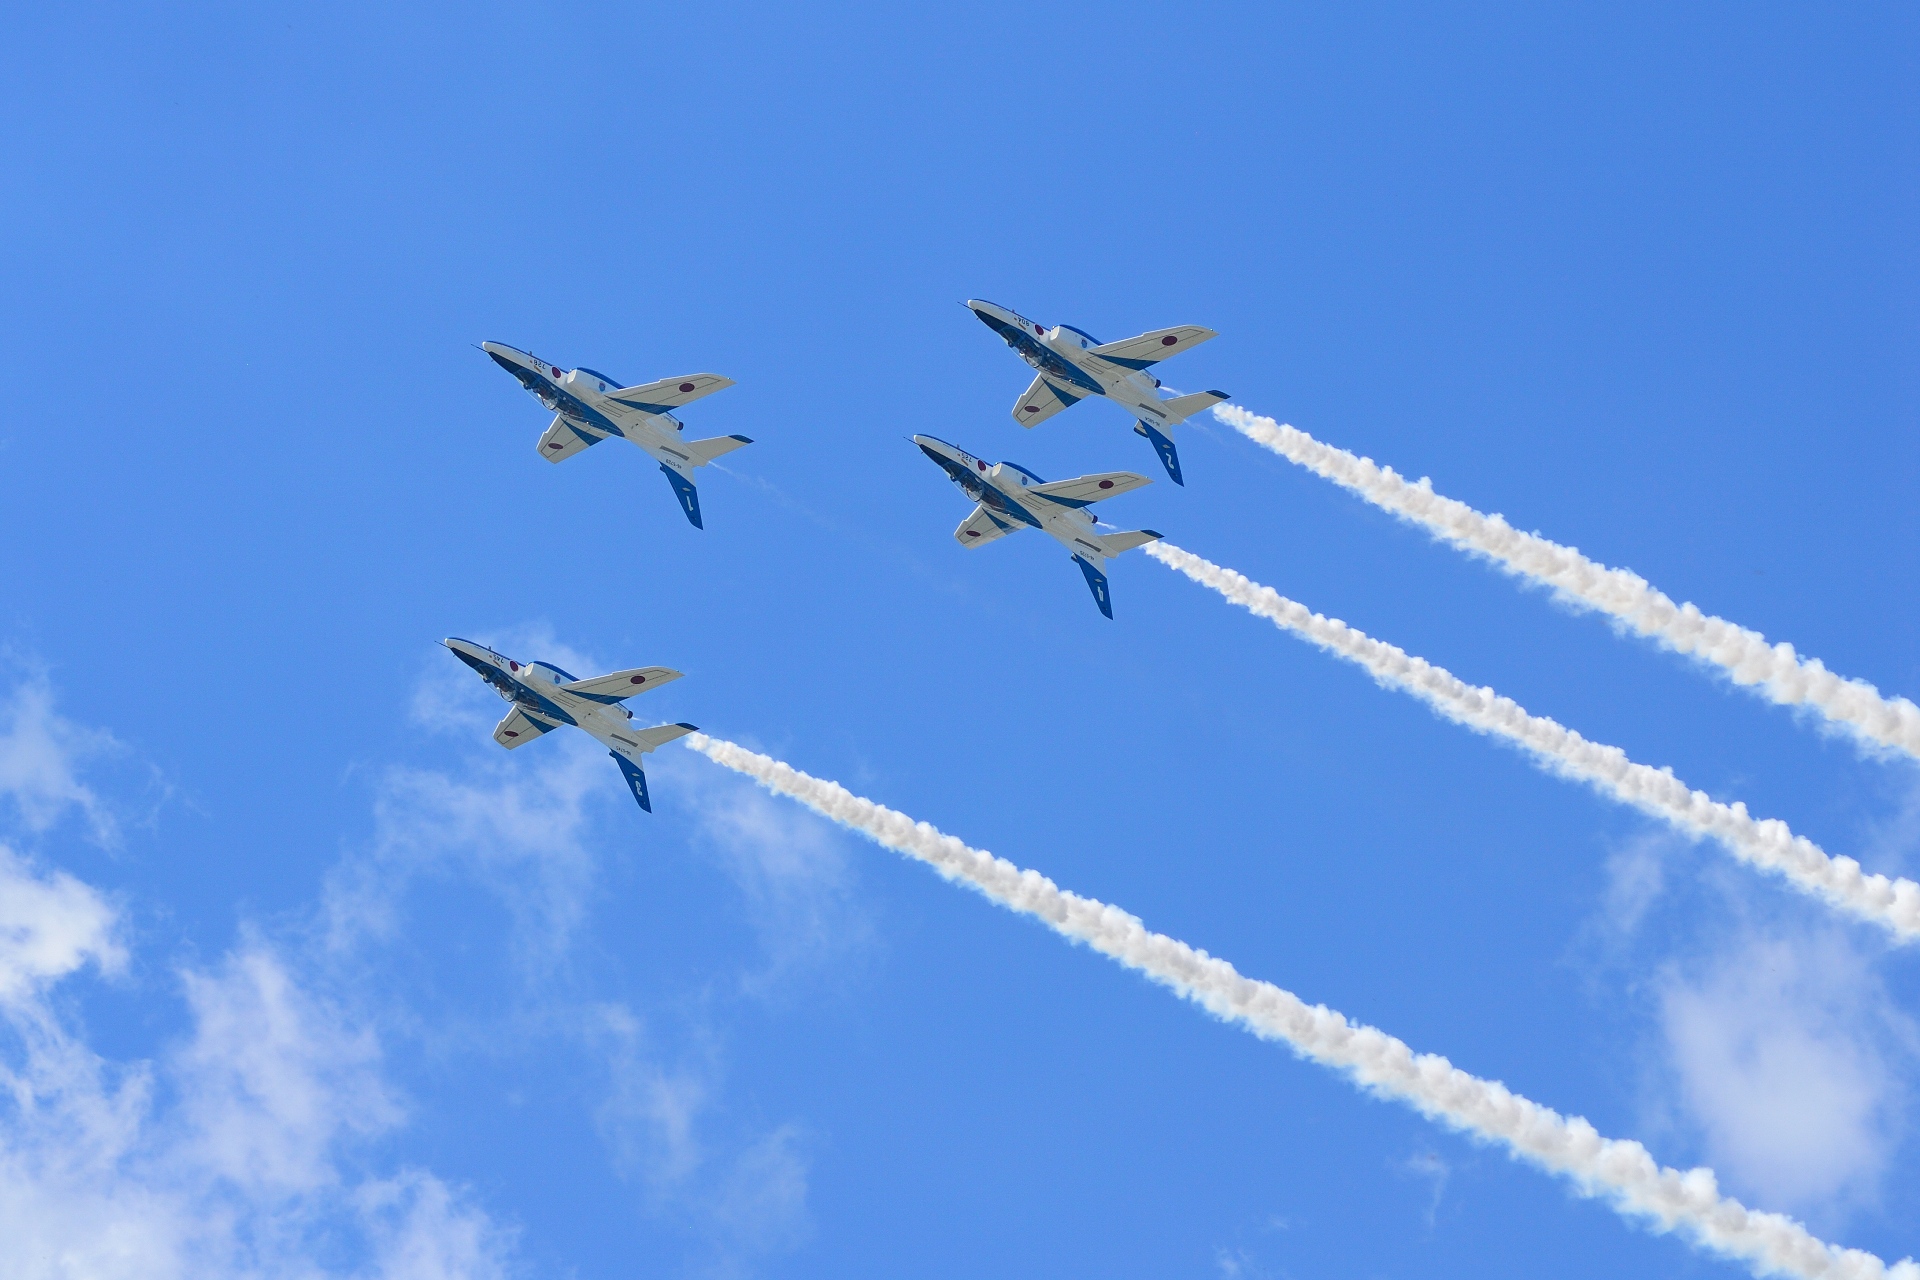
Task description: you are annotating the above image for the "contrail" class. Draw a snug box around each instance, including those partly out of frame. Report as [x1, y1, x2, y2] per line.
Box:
[1216, 404, 1920, 760]
[684, 733, 1914, 1280]
[1144, 541, 1920, 943]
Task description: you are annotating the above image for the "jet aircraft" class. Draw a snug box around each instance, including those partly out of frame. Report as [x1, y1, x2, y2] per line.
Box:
[913, 435, 1162, 619]
[964, 299, 1228, 486]
[442, 637, 696, 813]
[482, 342, 752, 528]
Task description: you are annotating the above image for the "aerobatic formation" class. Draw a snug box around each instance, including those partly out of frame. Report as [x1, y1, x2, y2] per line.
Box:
[449, 302, 1917, 1279]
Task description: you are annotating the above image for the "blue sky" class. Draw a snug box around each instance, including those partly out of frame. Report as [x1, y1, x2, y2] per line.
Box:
[1, 3, 1916, 1276]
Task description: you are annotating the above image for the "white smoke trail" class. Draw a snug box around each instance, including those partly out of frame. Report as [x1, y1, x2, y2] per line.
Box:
[1143, 541, 1920, 943]
[1216, 404, 1920, 760]
[684, 732, 1915, 1280]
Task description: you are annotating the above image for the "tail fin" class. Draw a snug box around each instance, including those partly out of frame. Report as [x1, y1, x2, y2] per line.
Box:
[1161, 390, 1229, 423]
[1072, 554, 1115, 619]
[610, 752, 653, 812]
[659, 465, 704, 528]
[685, 434, 753, 466]
[1095, 528, 1164, 557]
[1133, 421, 1184, 486]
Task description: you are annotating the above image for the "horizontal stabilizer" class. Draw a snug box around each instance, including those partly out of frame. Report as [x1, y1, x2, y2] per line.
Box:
[559, 667, 684, 703]
[1096, 528, 1163, 556]
[660, 465, 704, 528]
[1089, 326, 1216, 369]
[1011, 373, 1083, 427]
[954, 503, 1020, 547]
[1029, 471, 1152, 507]
[1160, 389, 1229, 424]
[608, 374, 735, 414]
[537, 413, 605, 463]
[685, 434, 753, 466]
[1072, 554, 1114, 619]
[493, 707, 556, 749]
[626, 721, 699, 753]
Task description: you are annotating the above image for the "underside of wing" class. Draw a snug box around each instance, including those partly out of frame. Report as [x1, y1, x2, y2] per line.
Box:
[1088, 326, 1217, 370]
[559, 667, 684, 702]
[1028, 471, 1153, 506]
[494, 706, 557, 749]
[537, 413, 606, 463]
[608, 374, 735, 414]
[1010, 373, 1083, 427]
[954, 503, 1020, 547]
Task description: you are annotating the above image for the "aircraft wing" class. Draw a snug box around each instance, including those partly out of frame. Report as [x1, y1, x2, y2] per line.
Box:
[1088, 326, 1217, 370]
[559, 667, 684, 702]
[537, 413, 606, 463]
[607, 374, 735, 414]
[954, 503, 1020, 548]
[1011, 373, 1084, 427]
[493, 707, 556, 749]
[1028, 471, 1153, 506]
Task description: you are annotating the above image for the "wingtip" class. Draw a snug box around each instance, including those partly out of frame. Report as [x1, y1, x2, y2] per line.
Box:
[675, 722, 699, 732]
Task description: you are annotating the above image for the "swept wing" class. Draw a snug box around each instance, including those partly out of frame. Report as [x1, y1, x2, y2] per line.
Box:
[1010, 373, 1084, 427]
[1028, 471, 1153, 506]
[1088, 326, 1217, 370]
[608, 374, 735, 414]
[537, 414, 607, 463]
[953, 503, 1021, 547]
[493, 707, 556, 749]
[559, 667, 684, 702]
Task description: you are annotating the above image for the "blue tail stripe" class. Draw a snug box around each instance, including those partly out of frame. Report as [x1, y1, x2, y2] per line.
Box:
[1072, 554, 1114, 619]
[610, 752, 653, 812]
[1133, 421, 1184, 486]
[659, 466, 704, 529]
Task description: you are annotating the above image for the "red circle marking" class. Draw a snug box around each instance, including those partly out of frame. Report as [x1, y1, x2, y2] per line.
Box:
[509, 661, 519, 671]
[1023, 405, 1039, 413]
[551, 366, 562, 377]
[965, 530, 981, 538]
[679, 382, 696, 393]
[504, 730, 519, 737]
[1034, 324, 1045, 335]
[1098, 480, 1114, 489]
[629, 675, 646, 684]
[1160, 335, 1177, 346]
[976, 461, 987, 470]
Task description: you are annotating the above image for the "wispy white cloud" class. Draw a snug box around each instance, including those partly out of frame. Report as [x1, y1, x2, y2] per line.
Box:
[0, 854, 515, 1279]
[1655, 927, 1917, 1218]
[1394, 1149, 1452, 1227]
[0, 674, 121, 844]
[593, 1004, 811, 1277]
[665, 750, 870, 998]
[0, 668, 516, 1277]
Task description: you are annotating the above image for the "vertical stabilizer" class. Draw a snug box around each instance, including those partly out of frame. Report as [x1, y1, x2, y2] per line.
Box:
[1072, 554, 1115, 619]
[610, 752, 653, 812]
[1133, 421, 1184, 486]
[659, 465, 704, 529]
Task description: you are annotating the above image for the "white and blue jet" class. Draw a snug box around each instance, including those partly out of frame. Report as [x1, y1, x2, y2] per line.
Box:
[482, 341, 752, 529]
[965, 299, 1228, 486]
[913, 435, 1162, 619]
[442, 637, 696, 813]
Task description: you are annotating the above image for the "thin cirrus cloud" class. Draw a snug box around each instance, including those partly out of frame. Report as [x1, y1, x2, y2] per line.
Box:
[0, 678, 516, 1280]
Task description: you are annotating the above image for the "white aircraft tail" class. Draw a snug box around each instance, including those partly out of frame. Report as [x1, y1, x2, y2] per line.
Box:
[1095, 528, 1163, 557]
[1159, 390, 1230, 424]
[684, 434, 754, 467]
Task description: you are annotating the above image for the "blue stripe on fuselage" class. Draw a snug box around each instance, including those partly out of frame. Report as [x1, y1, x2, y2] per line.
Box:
[972, 311, 1105, 395]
